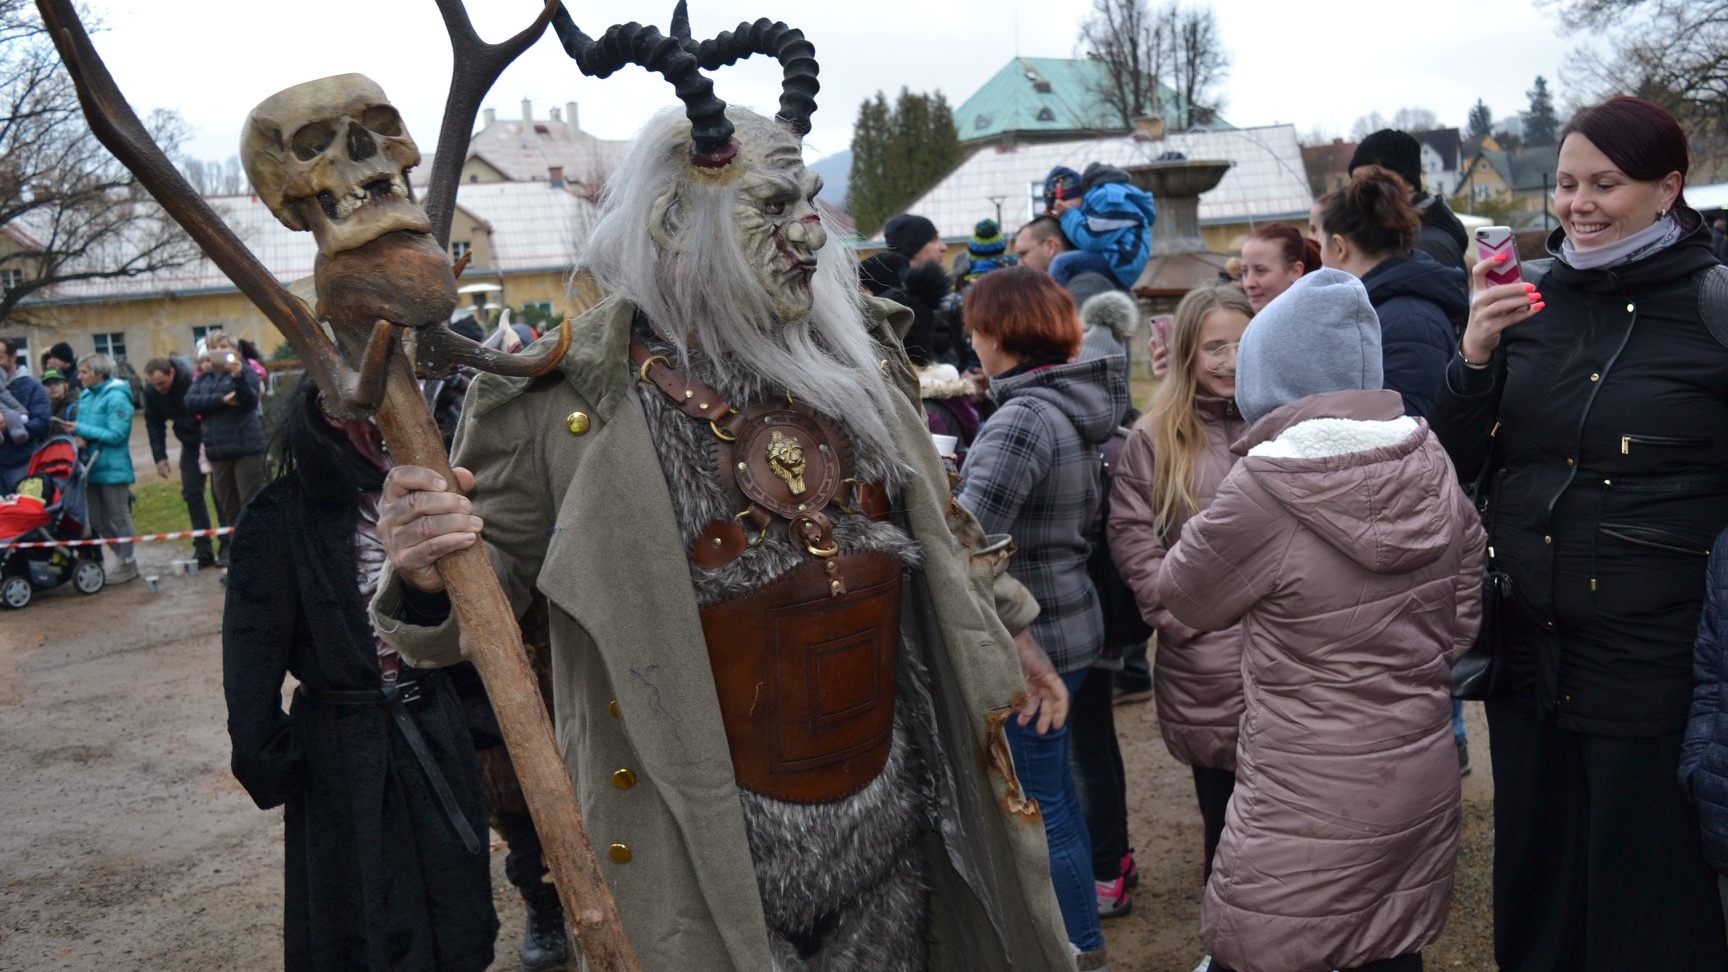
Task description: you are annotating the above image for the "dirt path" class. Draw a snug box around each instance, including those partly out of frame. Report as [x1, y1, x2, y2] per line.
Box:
[0, 511, 1496, 970]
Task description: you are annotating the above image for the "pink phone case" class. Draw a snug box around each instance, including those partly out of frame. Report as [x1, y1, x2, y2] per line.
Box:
[1476, 229, 1522, 286]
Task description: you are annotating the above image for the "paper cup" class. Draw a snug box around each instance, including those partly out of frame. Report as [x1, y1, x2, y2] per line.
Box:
[931, 434, 959, 456]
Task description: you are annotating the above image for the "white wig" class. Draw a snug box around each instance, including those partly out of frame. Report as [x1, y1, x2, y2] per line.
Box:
[577, 107, 903, 469]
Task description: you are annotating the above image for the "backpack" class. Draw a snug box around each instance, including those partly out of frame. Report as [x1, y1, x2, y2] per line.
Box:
[1087, 424, 1154, 658]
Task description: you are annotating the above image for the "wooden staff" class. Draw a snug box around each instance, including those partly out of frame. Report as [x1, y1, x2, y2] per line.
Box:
[33, 2, 641, 968]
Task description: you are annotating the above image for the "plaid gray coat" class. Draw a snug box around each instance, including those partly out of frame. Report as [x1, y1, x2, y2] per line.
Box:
[958, 354, 1129, 672]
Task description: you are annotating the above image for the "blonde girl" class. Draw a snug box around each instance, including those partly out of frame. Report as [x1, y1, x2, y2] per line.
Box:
[1107, 285, 1252, 967]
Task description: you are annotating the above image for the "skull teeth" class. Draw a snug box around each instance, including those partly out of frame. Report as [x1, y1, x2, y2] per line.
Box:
[316, 174, 410, 222]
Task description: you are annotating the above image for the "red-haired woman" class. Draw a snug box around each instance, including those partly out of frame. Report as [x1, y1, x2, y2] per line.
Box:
[956, 266, 1129, 967]
[1433, 96, 1728, 969]
[1239, 222, 1319, 312]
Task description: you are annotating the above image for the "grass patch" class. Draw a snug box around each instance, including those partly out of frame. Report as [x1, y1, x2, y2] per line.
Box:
[129, 478, 206, 556]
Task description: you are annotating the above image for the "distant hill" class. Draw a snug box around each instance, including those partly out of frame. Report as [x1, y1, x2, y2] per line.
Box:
[809, 150, 851, 212]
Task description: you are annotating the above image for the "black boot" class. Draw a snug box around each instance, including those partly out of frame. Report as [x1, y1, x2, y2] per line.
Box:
[520, 881, 569, 972]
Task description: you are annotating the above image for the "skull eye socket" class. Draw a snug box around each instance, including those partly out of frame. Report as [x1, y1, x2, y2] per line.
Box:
[361, 106, 405, 137]
[291, 121, 337, 161]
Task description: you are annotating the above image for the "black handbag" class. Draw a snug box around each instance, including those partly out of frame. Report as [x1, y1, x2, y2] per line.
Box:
[1452, 457, 1506, 700]
[1452, 553, 1508, 700]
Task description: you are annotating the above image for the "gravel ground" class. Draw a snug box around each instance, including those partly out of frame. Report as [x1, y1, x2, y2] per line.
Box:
[0, 426, 1495, 971]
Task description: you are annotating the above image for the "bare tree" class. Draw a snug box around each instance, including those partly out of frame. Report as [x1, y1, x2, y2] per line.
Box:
[1169, 4, 1229, 128]
[1078, 0, 1231, 130]
[1350, 111, 1390, 141]
[0, 0, 196, 326]
[1077, 0, 1168, 130]
[1393, 106, 1439, 132]
[1554, 0, 1728, 138]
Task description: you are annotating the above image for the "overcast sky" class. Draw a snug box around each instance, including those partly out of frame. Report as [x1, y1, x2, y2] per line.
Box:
[83, 0, 1582, 169]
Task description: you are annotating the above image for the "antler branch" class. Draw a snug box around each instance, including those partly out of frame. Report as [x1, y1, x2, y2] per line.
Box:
[34, 0, 361, 407]
[424, 0, 560, 247]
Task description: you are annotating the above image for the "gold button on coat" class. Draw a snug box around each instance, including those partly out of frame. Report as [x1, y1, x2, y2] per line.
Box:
[566, 411, 591, 435]
[608, 699, 620, 718]
[608, 843, 632, 864]
[612, 768, 637, 789]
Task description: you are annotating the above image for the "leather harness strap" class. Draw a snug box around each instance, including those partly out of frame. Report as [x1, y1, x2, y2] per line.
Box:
[628, 326, 906, 803]
[629, 331, 889, 588]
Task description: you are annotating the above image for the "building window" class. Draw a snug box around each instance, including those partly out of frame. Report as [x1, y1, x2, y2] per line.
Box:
[1035, 107, 1055, 122]
[525, 301, 552, 315]
[452, 240, 472, 262]
[0, 268, 22, 291]
[92, 331, 126, 362]
[192, 324, 222, 349]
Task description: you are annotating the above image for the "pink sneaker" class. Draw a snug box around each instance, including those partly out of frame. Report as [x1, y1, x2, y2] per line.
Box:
[1121, 850, 1140, 889]
[1096, 874, 1132, 918]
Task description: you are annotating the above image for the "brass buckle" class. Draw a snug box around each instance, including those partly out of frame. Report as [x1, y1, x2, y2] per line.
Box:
[637, 354, 670, 386]
[833, 477, 860, 515]
[734, 509, 768, 547]
[710, 409, 739, 442]
[796, 516, 840, 557]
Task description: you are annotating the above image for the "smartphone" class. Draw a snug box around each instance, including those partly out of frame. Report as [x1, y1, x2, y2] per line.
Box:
[1475, 226, 1521, 287]
[221, 351, 238, 366]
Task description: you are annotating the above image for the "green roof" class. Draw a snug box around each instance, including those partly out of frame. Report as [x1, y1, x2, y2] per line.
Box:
[953, 58, 1231, 145]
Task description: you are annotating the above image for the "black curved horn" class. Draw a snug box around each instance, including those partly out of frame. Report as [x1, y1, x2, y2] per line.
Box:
[550, 3, 735, 160]
[692, 18, 818, 136]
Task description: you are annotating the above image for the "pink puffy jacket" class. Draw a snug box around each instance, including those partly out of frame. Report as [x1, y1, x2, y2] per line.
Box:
[1110, 394, 1246, 770]
[1157, 389, 1484, 972]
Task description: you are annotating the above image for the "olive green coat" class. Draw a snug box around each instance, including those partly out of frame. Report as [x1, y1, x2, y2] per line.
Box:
[372, 295, 1071, 972]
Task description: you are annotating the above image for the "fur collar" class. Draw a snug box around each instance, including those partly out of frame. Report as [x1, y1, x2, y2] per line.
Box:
[1248, 415, 1419, 459]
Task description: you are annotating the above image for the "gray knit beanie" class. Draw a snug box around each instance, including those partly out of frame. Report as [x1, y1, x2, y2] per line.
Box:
[1234, 267, 1383, 425]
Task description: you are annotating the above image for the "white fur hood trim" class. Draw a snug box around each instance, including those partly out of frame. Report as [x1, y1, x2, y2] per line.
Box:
[1247, 415, 1420, 460]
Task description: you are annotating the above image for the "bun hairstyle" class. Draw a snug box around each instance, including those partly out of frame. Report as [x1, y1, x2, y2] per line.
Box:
[1561, 96, 1689, 209]
[1248, 222, 1321, 276]
[1319, 166, 1421, 258]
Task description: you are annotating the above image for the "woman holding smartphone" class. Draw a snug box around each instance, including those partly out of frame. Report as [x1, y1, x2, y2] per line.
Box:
[1430, 96, 1728, 970]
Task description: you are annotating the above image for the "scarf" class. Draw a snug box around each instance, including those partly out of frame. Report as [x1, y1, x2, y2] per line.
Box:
[1560, 212, 1684, 271]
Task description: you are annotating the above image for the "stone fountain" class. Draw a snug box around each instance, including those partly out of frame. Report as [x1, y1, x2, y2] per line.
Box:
[1124, 158, 1235, 302]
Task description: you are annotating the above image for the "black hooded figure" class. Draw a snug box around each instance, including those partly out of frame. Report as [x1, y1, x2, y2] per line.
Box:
[222, 377, 498, 972]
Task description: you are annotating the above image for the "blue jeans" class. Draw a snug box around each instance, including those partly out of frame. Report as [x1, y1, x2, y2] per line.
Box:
[1049, 250, 1117, 288]
[1453, 698, 1467, 745]
[1006, 667, 1104, 951]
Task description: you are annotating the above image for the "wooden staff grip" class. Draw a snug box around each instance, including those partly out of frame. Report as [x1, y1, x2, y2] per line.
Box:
[374, 357, 641, 972]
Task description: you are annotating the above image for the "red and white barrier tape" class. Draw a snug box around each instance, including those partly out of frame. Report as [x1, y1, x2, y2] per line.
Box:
[3, 526, 233, 549]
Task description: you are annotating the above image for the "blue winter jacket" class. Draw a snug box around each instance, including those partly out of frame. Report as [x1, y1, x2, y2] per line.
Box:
[73, 376, 136, 486]
[1683, 529, 1728, 874]
[1360, 252, 1467, 419]
[1058, 166, 1156, 289]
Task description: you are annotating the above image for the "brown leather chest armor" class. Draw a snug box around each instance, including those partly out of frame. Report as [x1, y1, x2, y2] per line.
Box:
[632, 330, 904, 803]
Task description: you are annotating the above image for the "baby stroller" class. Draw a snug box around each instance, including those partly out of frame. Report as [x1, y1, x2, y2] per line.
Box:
[0, 435, 104, 609]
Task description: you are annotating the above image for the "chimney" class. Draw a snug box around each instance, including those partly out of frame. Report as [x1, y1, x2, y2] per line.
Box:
[549, 106, 562, 122]
[566, 101, 579, 131]
[549, 166, 565, 189]
[521, 98, 532, 121]
[482, 108, 495, 127]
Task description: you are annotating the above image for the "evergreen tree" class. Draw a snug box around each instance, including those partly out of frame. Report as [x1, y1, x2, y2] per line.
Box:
[1467, 99, 1495, 140]
[846, 88, 963, 237]
[1525, 76, 1559, 146]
